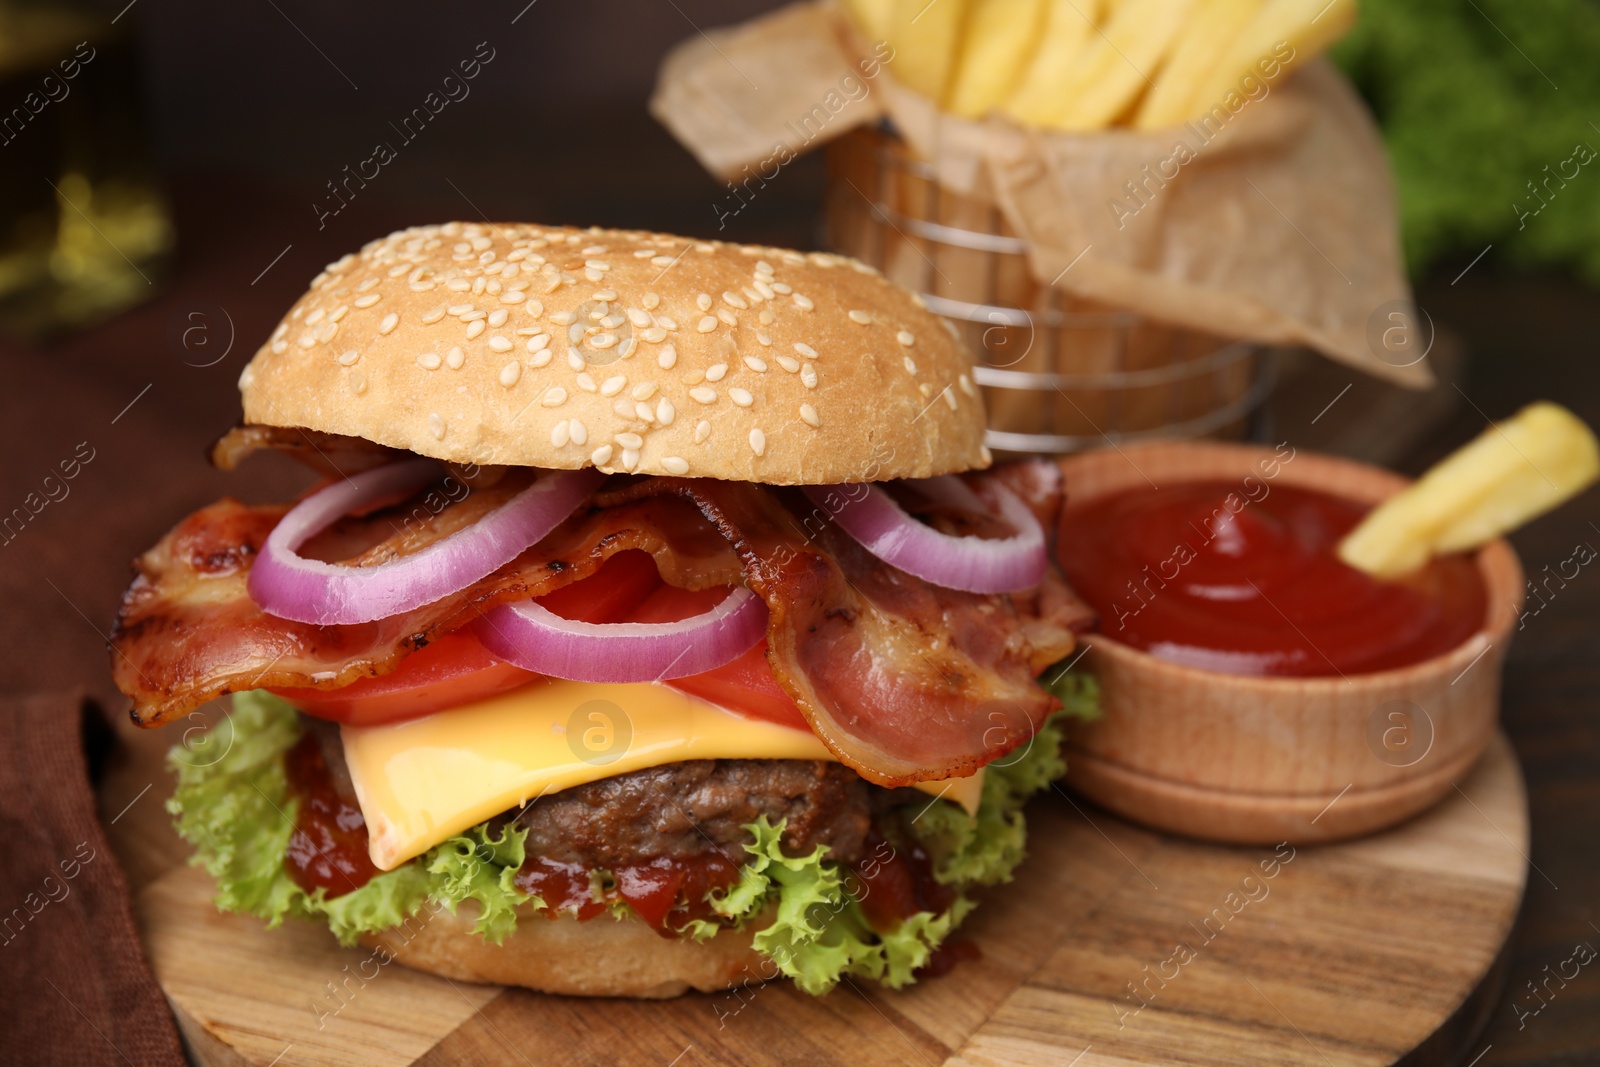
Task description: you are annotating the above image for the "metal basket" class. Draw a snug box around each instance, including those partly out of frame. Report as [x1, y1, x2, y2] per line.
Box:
[824, 126, 1274, 455]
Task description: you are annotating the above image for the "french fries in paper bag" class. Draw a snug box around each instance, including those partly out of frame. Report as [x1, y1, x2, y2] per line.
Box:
[649, 1, 1427, 388]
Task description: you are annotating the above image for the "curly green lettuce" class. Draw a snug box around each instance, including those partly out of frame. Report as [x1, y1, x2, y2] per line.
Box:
[169, 676, 1097, 992]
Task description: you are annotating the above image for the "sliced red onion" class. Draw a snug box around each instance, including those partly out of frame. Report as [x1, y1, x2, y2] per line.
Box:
[802, 476, 1047, 593]
[250, 460, 602, 625]
[473, 587, 768, 683]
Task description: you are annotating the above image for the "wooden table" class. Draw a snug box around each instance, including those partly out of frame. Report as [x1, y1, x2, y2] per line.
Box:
[2, 170, 1596, 1065]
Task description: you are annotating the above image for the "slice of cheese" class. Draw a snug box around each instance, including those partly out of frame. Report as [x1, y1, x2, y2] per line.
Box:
[342, 678, 985, 870]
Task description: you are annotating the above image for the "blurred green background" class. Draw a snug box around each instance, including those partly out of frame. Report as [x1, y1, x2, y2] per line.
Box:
[1334, 0, 1600, 281]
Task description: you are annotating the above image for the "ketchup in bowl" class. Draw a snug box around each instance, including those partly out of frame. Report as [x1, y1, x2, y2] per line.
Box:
[1059, 481, 1486, 677]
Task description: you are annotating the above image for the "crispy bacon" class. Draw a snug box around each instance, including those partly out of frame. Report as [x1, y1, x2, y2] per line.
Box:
[111, 461, 1085, 785]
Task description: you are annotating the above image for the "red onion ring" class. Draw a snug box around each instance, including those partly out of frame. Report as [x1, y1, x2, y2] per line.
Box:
[473, 587, 769, 683]
[802, 476, 1047, 593]
[249, 459, 602, 625]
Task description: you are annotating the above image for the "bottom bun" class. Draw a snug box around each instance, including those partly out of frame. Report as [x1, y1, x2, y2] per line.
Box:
[360, 900, 772, 998]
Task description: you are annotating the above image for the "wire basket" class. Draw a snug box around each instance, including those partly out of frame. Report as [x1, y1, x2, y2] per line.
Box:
[824, 126, 1274, 456]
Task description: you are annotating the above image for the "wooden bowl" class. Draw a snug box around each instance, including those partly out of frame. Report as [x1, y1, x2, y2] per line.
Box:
[1057, 441, 1524, 844]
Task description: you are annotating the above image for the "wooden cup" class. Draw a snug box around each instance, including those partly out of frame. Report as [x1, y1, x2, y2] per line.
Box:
[1057, 441, 1525, 844]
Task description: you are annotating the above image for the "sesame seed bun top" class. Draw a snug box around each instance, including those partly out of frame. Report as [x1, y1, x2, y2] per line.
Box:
[237, 222, 990, 484]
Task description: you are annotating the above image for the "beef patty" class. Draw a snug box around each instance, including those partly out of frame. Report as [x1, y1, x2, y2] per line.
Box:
[304, 715, 876, 871]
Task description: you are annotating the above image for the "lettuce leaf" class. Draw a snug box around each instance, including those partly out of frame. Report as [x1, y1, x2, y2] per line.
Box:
[167, 691, 532, 946]
[172, 678, 1099, 990]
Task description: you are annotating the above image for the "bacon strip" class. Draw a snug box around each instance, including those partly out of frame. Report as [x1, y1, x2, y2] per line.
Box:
[111, 462, 1084, 784]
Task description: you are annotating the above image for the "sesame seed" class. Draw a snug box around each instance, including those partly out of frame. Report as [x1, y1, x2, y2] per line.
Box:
[525, 298, 543, 316]
[694, 420, 711, 444]
[756, 332, 772, 347]
[705, 363, 728, 382]
[542, 387, 567, 407]
[847, 310, 871, 325]
[584, 268, 603, 283]
[753, 279, 776, 300]
[758, 309, 775, 325]
[329, 306, 349, 323]
[656, 397, 675, 425]
[696, 293, 712, 311]
[621, 447, 641, 471]
[591, 444, 614, 466]
[903, 356, 917, 374]
[642, 292, 661, 310]
[568, 323, 586, 345]
[801, 365, 817, 388]
[600, 375, 626, 397]
[627, 383, 655, 402]
[428, 413, 446, 439]
[417, 351, 442, 370]
[489, 336, 513, 352]
[661, 456, 690, 475]
[590, 333, 618, 350]
[743, 356, 768, 372]
[658, 344, 677, 369]
[697, 316, 717, 333]
[422, 305, 447, 324]
[582, 246, 607, 256]
[794, 342, 817, 359]
[526, 333, 550, 352]
[306, 307, 326, 326]
[650, 255, 673, 267]
[656, 316, 678, 331]
[448, 303, 474, 316]
[567, 350, 585, 371]
[459, 310, 487, 321]
[772, 282, 792, 295]
[529, 348, 552, 368]
[775, 354, 799, 373]
[619, 337, 637, 359]
[749, 428, 766, 456]
[897, 330, 915, 346]
[943, 388, 958, 410]
[447, 346, 465, 369]
[690, 386, 717, 404]
[465, 320, 485, 339]
[612, 397, 634, 418]
[615, 432, 644, 449]
[722, 291, 747, 309]
[717, 308, 738, 327]
[551, 420, 570, 447]
[337, 349, 360, 366]
[641, 327, 666, 344]
[959, 372, 977, 397]
[271, 340, 288, 354]
[347, 370, 366, 394]
[799, 403, 820, 427]
[594, 289, 617, 301]
[353, 293, 381, 308]
[576, 372, 598, 392]
[358, 276, 380, 291]
[551, 311, 576, 326]
[586, 262, 610, 273]
[634, 401, 655, 422]
[569, 418, 587, 445]
[500, 362, 521, 387]
[488, 309, 509, 327]
[756, 260, 774, 274]
[729, 388, 753, 407]
[743, 286, 764, 304]
[627, 307, 651, 328]
[316, 322, 339, 343]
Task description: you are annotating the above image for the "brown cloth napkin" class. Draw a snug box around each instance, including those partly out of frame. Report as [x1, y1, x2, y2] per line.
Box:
[0, 692, 184, 1067]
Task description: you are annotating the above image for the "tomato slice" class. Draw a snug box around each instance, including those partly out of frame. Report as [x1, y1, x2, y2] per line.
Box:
[272, 549, 809, 732]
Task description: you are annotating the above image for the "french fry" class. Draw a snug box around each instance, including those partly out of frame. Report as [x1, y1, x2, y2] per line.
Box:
[1002, 0, 1104, 126]
[886, 0, 973, 101]
[839, 0, 896, 42]
[945, 0, 1049, 117]
[1338, 403, 1600, 579]
[1048, 0, 1199, 130]
[1181, 0, 1358, 123]
[1132, 0, 1262, 129]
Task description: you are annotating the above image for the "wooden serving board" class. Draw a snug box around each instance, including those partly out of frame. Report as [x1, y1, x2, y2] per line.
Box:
[108, 728, 1527, 1066]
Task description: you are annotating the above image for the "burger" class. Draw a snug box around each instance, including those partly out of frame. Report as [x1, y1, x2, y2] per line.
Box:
[112, 222, 1096, 998]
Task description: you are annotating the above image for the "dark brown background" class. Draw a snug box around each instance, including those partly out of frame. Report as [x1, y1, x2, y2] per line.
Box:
[2, 1, 1597, 1063]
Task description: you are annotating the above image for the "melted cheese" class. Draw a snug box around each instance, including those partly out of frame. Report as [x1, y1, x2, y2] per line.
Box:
[341, 678, 984, 870]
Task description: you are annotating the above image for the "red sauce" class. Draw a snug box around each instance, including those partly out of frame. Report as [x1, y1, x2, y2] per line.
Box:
[282, 733, 381, 897]
[917, 938, 982, 979]
[1059, 481, 1487, 677]
[851, 829, 954, 934]
[514, 852, 743, 936]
